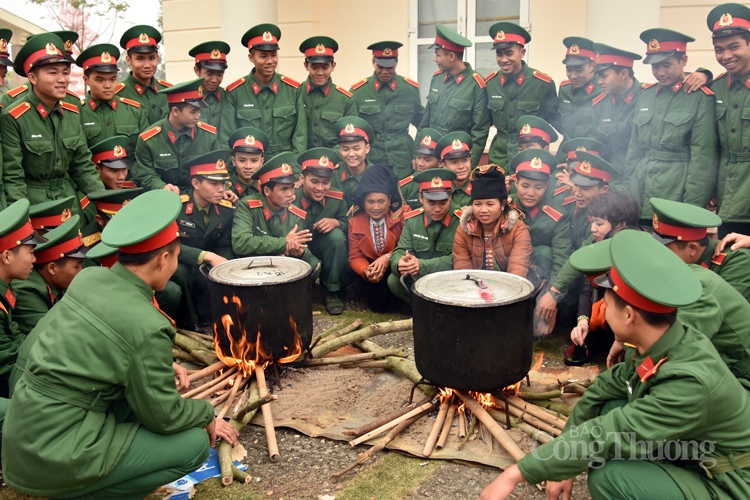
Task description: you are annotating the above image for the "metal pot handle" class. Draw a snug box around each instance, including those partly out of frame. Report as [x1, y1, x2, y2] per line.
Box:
[399, 273, 414, 297]
[242, 257, 275, 270]
[199, 263, 211, 278]
[531, 279, 547, 300]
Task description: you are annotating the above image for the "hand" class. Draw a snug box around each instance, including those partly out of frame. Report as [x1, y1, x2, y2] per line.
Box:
[716, 232, 750, 254]
[173, 362, 189, 391]
[163, 184, 180, 194]
[203, 252, 228, 267]
[411, 159, 417, 172]
[682, 71, 709, 93]
[536, 290, 559, 320]
[607, 341, 625, 369]
[206, 417, 240, 446]
[479, 464, 526, 500]
[571, 320, 589, 346]
[313, 218, 340, 234]
[294, 178, 303, 189]
[366, 255, 390, 282]
[546, 479, 574, 500]
[286, 225, 312, 254]
[223, 190, 239, 205]
[397, 251, 420, 276]
[536, 312, 556, 336]
[286, 239, 304, 258]
[555, 170, 572, 188]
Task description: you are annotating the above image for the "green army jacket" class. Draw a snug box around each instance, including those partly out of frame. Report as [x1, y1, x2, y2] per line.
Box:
[1, 90, 104, 209]
[399, 176, 421, 210]
[293, 185, 349, 235]
[200, 87, 225, 136]
[562, 196, 590, 250]
[0, 83, 83, 112]
[484, 62, 560, 169]
[557, 78, 603, 152]
[220, 71, 307, 156]
[177, 190, 236, 265]
[350, 73, 424, 178]
[390, 206, 460, 279]
[301, 78, 357, 149]
[626, 81, 718, 218]
[420, 63, 490, 167]
[115, 73, 171, 125]
[517, 320, 750, 500]
[698, 238, 750, 303]
[228, 172, 260, 201]
[451, 181, 472, 209]
[332, 160, 370, 208]
[3, 264, 214, 497]
[80, 96, 149, 152]
[11, 269, 60, 336]
[0, 279, 23, 384]
[132, 118, 219, 191]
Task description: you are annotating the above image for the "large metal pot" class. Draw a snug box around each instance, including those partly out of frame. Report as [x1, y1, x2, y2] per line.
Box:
[208, 257, 313, 363]
[410, 270, 539, 392]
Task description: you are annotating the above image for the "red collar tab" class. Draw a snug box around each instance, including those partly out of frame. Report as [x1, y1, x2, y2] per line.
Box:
[119, 220, 180, 253]
[500, 74, 506, 85]
[529, 206, 539, 219]
[252, 82, 260, 95]
[625, 92, 634, 105]
[585, 82, 595, 94]
[610, 266, 675, 313]
[637, 356, 668, 382]
[5, 288, 16, 308]
[516, 73, 525, 86]
[455, 73, 465, 85]
[167, 130, 177, 143]
[36, 103, 49, 119]
[671, 80, 683, 93]
[651, 213, 707, 241]
[135, 83, 144, 95]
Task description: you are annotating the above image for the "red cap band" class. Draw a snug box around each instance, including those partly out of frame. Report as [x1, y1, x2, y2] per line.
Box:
[519, 126, 551, 144]
[440, 142, 470, 160]
[596, 53, 635, 67]
[610, 266, 675, 313]
[435, 35, 465, 52]
[0, 222, 34, 252]
[35, 235, 84, 263]
[652, 217, 707, 241]
[194, 52, 227, 64]
[566, 47, 596, 60]
[567, 149, 600, 160]
[233, 137, 264, 151]
[81, 53, 118, 70]
[646, 40, 688, 53]
[301, 158, 334, 170]
[23, 46, 64, 74]
[339, 126, 369, 143]
[95, 201, 126, 215]
[92, 147, 128, 165]
[100, 253, 118, 268]
[304, 46, 334, 57]
[493, 32, 526, 46]
[248, 34, 278, 49]
[166, 89, 204, 104]
[418, 178, 452, 191]
[30, 214, 68, 230]
[515, 159, 551, 175]
[418, 137, 437, 150]
[259, 164, 295, 184]
[125, 36, 157, 50]
[190, 162, 229, 177]
[714, 15, 750, 31]
[372, 49, 398, 57]
[119, 220, 179, 253]
[575, 161, 611, 183]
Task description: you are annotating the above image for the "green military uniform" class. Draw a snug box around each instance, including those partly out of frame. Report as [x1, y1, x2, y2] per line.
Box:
[3, 190, 214, 499]
[227, 127, 267, 200]
[399, 128, 443, 210]
[699, 240, 750, 302]
[331, 116, 375, 207]
[28, 196, 75, 233]
[435, 132, 473, 208]
[188, 41, 230, 135]
[557, 37, 602, 149]
[555, 138, 605, 202]
[515, 115, 560, 200]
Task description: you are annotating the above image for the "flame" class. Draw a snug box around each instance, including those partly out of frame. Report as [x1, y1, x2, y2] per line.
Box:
[468, 391, 494, 409]
[276, 317, 303, 364]
[503, 381, 522, 397]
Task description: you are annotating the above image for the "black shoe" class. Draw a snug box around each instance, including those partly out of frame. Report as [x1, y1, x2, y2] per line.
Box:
[325, 292, 344, 315]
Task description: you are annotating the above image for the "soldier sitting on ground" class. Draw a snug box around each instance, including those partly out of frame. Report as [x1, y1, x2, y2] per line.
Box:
[227, 127, 268, 201]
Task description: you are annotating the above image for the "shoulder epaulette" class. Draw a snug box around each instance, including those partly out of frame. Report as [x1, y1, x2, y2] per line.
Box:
[711, 253, 727, 266]
[8, 102, 31, 119]
[66, 89, 81, 100]
[562, 196, 576, 206]
[157, 79, 173, 88]
[351, 78, 368, 91]
[247, 199, 263, 209]
[288, 205, 307, 219]
[336, 86, 353, 98]
[542, 205, 563, 222]
[226, 77, 246, 92]
[714, 72, 727, 80]
[472, 73, 486, 89]
[592, 93, 607, 106]
[180, 194, 190, 203]
[404, 207, 424, 220]
[114, 82, 126, 94]
[79, 196, 90, 210]
[454, 208, 463, 219]
[484, 70, 498, 83]
[280, 75, 300, 89]
[641, 82, 656, 90]
[404, 77, 419, 88]
[122, 180, 137, 188]
[700, 86, 715, 96]
[82, 232, 101, 247]
[554, 185, 570, 196]
[61, 102, 79, 113]
[219, 199, 233, 208]
[433, 69, 443, 76]
[119, 97, 141, 108]
[325, 190, 344, 200]
[532, 70, 552, 83]
[7, 84, 29, 98]
[560, 80, 572, 86]
[399, 175, 414, 187]
[139, 126, 162, 141]
[196, 121, 217, 134]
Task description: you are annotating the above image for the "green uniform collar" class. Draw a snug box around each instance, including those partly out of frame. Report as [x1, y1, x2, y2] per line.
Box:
[444, 63, 474, 84]
[729, 69, 750, 89]
[125, 72, 158, 94]
[110, 262, 155, 302]
[27, 90, 61, 120]
[248, 70, 281, 94]
[230, 173, 258, 198]
[629, 319, 685, 369]
[165, 119, 195, 142]
[89, 97, 117, 110]
[340, 159, 370, 182]
[259, 193, 287, 221]
[305, 77, 332, 95]
[0, 279, 16, 310]
[372, 72, 397, 91]
[613, 79, 641, 105]
[698, 239, 718, 267]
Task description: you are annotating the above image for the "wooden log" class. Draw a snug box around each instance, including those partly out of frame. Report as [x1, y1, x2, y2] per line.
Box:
[231, 464, 252, 484]
[517, 389, 563, 400]
[423, 397, 451, 456]
[455, 390, 525, 462]
[506, 396, 568, 428]
[490, 402, 562, 437]
[528, 399, 573, 417]
[349, 400, 437, 447]
[344, 397, 430, 437]
[177, 328, 215, 349]
[316, 318, 364, 344]
[313, 311, 321, 316]
[510, 417, 553, 445]
[174, 333, 218, 366]
[561, 383, 587, 395]
[219, 439, 235, 486]
[353, 340, 436, 398]
[295, 348, 406, 367]
[217, 373, 246, 419]
[436, 403, 455, 449]
[255, 366, 280, 462]
[187, 361, 227, 383]
[311, 319, 412, 358]
[457, 414, 476, 451]
[182, 366, 237, 399]
[458, 407, 467, 438]
[173, 347, 199, 364]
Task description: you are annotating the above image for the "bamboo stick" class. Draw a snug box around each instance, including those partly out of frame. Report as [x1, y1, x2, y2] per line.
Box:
[311, 319, 412, 358]
[480, 421, 493, 453]
[344, 397, 430, 437]
[296, 348, 406, 367]
[177, 328, 215, 349]
[173, 347, 199, 364]
[455, 390, 525, 462]
[187, 361, 227, 383]
[436, 403, 455, 449]
[349, 400, 437, 446]
[490, 403, 562, 437]
[313, 311, 321, 316]
[353, 340, 436, 398]
[457, 414, 476, 451]
[217, 373, 245, 419]
[174, 333, 218, 366]
[255, 366, 280, 462]
[182, 366, 237, 399]
[510, 417, 553, 445]
[458, 407, 467, 438]
[210, 389, 233, 407]
[316, 318, 363, 344]
[506, 396, 568, 428]
[231, 464, 252, 484]
[529, 399, 572, 417]
[423, 397, 451, 457]
[517, 389, 563, 400]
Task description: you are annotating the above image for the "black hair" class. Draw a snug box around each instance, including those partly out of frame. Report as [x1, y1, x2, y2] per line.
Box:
[609, 289, 677, 328]
[117, 238, 179, 266]
[262, 181, 277, 194]
[170, 102, 192, 113]
[588, 191, 640, 227]
[741, 32, 750, 44]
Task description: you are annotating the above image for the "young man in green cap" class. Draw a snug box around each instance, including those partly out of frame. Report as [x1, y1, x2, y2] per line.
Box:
[398, 128, 443, 210]
[189, 41, 230, 133]
[227, 127, 268, 200]
[482, 230, 750, 500]
[626, 28, 718, 221]
[1, 33, 104, 213]
[77, 43, 149, 153]
[388, 168, 461, 303]
[89, 135, 138, 190]
[333, 116, 375, 207]
[294, 148, 349, 314]
[132, 77, 220, 192]
[2, 189, 239, 499]
[555, 138, 606, 200]
[516, 115, 558, 153]
[28, 196, 75, 235]
[220, 24, 307, 156]
[435, 132, 473, 208]
[558, 37, 602, 146]
[117, 25, 172, 124]
[483, 22, 559, 169]
[0, 29, 13, 88]
[300, 36, 357, 149]
[420, 24, 489, 168]
[350, 41, 424, 178]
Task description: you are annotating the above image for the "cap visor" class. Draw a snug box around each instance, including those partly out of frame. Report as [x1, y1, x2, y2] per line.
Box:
[493, 42, 521, 51]
[416, 146, 436, 156]
[85, 64, 118, 73]
[267, 175, 297, 184]
[593, 272, 614, 289]
[442, 151, 470, 160]
[562, 56, 591, 66]
[570, 172, 601, 187]
[23, 232, 48, 246]
[0, 57, 14, 67]
[421, 191, 451, 201]
[594, 63, 615, 73]
[100, 159, 133, 170]
[197, 174, 231, 181]
[66, 247, 90, 259]
[373, 57, 397, 68]
[186, 99, 208, 109]
[233, 146, 264, 154]
[304, 168, 333, 178]
[643, 52, 675, 65]
[127, 46, 157, 53]
[648, 228, 677, 245]
[306, 56, 334, 63]
[712, 27, 750, 38]
[199, 61, 228, 71]
[250, 44, 279, 51]
[516, 171, 550, 181]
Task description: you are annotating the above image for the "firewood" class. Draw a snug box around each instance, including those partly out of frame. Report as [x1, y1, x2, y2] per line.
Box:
[217, 373, 246, 419]
[295, 348, 406, 367]
[506, 396, 568, 428]
[344, 397, 430, 437]
[177, 328, 215, 348]
[455, 390, 525, 462]
[517, 388, 563, 400]
[528, 399, 573, 417]
[182, 366, 237, 399]
[458, 407, 467, 438]
[255, 366, 280, 463]
[424, 396, 451, 456]
[480, 421, 493, 453]
[457, 414, 476, 451]
[511, 417, 553, 445]
[316, 318, 363, 344]
[490, 402, 562, 437]
[188, 361, 227, 383]
[310, 319, 412, 358]
[349, 400, 437, 446]
[562, 383, 587, 395]
[174, 333, 219, 366]
[353, 339, 436, 398]
[231, 464, 252, 484]
[437, 403, 456, 449]
[313, 311, 321, 316]
[173, 347, 199, 364]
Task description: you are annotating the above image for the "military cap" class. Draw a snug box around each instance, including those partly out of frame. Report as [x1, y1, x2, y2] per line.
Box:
[102, 190, 182, 254]
[431, 23, 472, 53]
[368, 41, 402, 68]
[185, 150, 231, 181]
[51, 30, 78, 61]
[336, 116, 374, 144]
[562, 36, 596, 66]
[120, 25, 161, 53]
[436, 132, 472, 161]
[13, 33, 68, 78]
[87, 242, 118, 268]
[297, 147, 341, 178]
[511, 149, 556, 181]
[160, 78, 207, 108]
[189, 41, 230, 70]
[29, 196, 76, 231]
[299, 36, 338, 63]
[559, 138, 605, 167]
[649, 198, 722, 244]
[76, 43, 120, 72]
[87, 188, 144, 216]
[243, 23, 281, 51]
[229, 127, 269, 154]
[516, 115, 558, 145]
[640, 28, 694, 64]
[415, 128, 443, 156]
[251, 152, 298, 185]
[413, 168, 456, 201]
[594, 230, 701, 313]
[569, 238, 613, 280]
[707, 3, 750, 37]
[0, 200, 47, 252]
[90, 136, 133, 170]
[0, 29, 13, 67]
[489, 22, 530, 51]
[592, 43, 642, 73]
[570, 150, 619, 187]
[34, 216, 88, 264]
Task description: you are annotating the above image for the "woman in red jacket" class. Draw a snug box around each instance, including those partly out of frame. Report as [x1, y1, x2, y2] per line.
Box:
[348, 163, 404, 311]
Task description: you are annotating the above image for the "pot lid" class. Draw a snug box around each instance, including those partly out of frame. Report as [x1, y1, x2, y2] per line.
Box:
[412, 270, 534, 308]
[208, 256, 312, 286]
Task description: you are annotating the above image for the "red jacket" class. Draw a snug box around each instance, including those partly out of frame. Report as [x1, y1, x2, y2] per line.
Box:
[348, 210, 404, 277]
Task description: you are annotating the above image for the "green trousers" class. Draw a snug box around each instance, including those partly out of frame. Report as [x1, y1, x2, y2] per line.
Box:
[387, 272, 412, 304]
[531, 245, 552, 283]
[156, 281, 182, 320]
[309, 228, 348, 292]
[170, 263, 209, 328]
[59, 426, 210, 500]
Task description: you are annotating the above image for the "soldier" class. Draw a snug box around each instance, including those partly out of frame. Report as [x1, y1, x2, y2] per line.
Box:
[1, 33, 104, 214]
[558, 37, 602, 149]
[188, 41, 230, 134]
[28, 196, 75, 234]
[295, 148, 349, 314]
[333, 116, 374, 207]
[132, 78, 219, 192]
[299, 36, 357, 149]
[626, 28, 718, 221]
[90, 136, 138, 190]
[2, 190, 239, 499]
[388, 168, 460, 303]
[220, 24, 307, 155]
[484, 22, 559, 170]
[117, 25, 172, 124]
[350, 41, 424, 178]
[420, 24, 489, 168]
[435, 132, 473, 208]
[555, 137, 605, 200]
[399, 128, 443, 210]
[0, 28, 12, 88]
[516, 115, 558, 153]
[12, 216, 87, 336]
[509, 149, 572, 285]
[227, 127, 268, 200]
